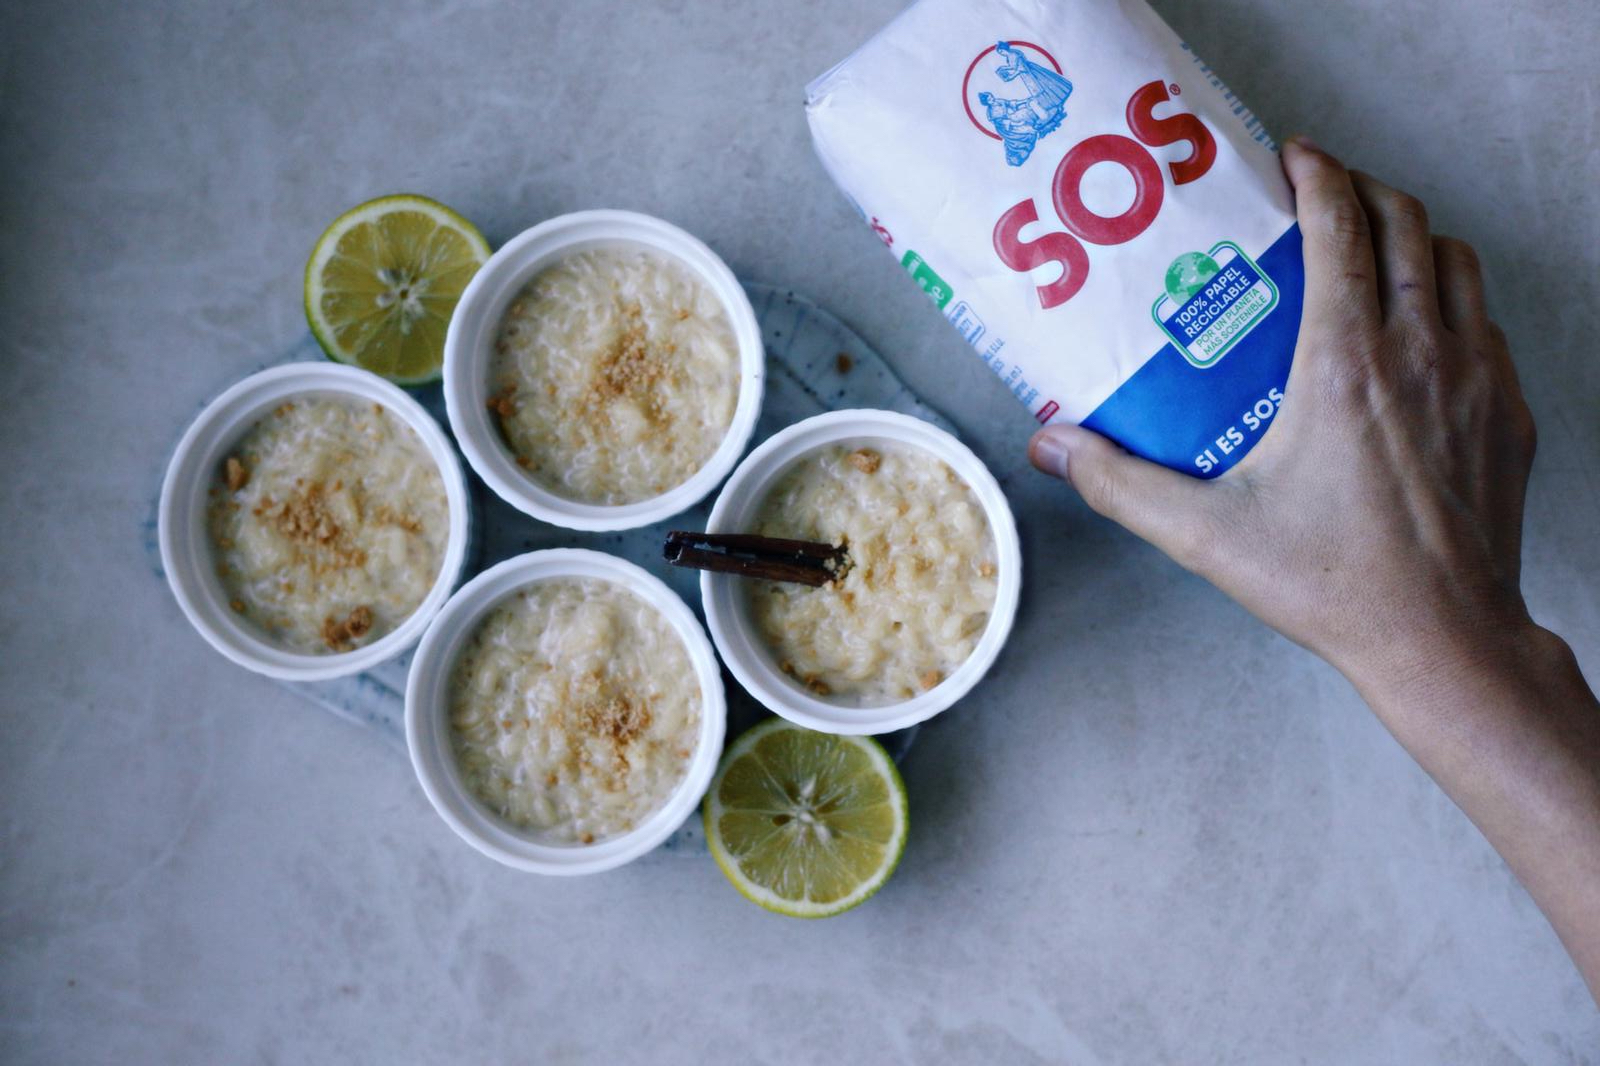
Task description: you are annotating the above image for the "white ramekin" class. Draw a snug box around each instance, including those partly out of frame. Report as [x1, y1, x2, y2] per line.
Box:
[442, 209, 764, 532]
[158, 362, 472, 681]
[702, 410, 1021, 736]
[405, 549, 727, 875]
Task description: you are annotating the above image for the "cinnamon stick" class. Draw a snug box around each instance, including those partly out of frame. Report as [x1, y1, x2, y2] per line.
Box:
[663, 531, 849, 587]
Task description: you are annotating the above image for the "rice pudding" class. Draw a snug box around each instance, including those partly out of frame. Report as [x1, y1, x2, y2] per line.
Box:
[486, 245, 740, 505]
[206, 396, 449, 654]
[448, 577, 701, 844]
[745, 442, 999, 704]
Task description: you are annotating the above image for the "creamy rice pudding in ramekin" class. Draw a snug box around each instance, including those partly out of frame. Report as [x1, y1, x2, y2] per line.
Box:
[406, 550, 726, 874]
[447, 576, 701, 845]
[207, 396, 449, 654]
[159, 363, 471, 681]
[702, 410, 1021, 736]
[486, 245, 740, 506]
[444, 210, 764, 532]
[744, 441, 999, 704]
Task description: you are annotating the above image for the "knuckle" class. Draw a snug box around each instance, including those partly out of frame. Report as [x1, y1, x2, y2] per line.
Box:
[1310, 330, 1384, 391]
[1388, 192, 1429, 231]
[1436, 236, 1480, 272]
[1315, 359, 1372, 414]
[1393, 299, 1448, 336]
[1415, 315, 1452, 347]
[1309, 346, 1358, 394]
[1411, 348, 1449, 387]
[1168, 513, 1220, 572]
[1319, 198, 1371, 246]
[1074, 464, 1122, 519]
[1458, 349, 1497, 390]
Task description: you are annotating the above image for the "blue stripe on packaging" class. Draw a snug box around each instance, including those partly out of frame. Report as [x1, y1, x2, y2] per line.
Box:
[1081, 224, 1304, 478]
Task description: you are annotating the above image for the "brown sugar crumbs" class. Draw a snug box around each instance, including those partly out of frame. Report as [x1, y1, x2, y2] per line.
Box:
[257, 481, 368, 573]
[372, 505, 423, 534]
[225, 456, 249, 492]
[919, 669, 943, 691]
[848, 448, 882, 474]
[487, 384, 518, 420]
[243, 481, 418, 576]
[321, 605, 373, 651]
[494, 301, 684, 461]
[582, 302, 672, 425]
[565, 672, 656, 791]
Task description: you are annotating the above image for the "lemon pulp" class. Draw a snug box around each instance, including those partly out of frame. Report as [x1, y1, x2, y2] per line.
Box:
[704, 718, 908, 918]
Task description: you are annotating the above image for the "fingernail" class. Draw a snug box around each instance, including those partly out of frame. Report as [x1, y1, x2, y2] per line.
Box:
[1029, 426, 1075, 479]
[1285, 134, 1320, 153]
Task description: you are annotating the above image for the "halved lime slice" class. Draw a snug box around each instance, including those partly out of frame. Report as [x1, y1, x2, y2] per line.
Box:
[704, 718, 908, 918]
[304, 194, 491, 385]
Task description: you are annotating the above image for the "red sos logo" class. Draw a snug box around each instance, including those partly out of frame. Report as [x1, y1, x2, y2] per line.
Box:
[994, 81, 1217, 308]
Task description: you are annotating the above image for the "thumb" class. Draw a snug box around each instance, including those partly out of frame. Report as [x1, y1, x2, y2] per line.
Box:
[1029, 423, 1219, 567]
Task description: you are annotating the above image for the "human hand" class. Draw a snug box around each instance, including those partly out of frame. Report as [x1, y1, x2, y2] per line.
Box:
[1031, 139, 1600, 1001]
[1028, 137, 1540, 695]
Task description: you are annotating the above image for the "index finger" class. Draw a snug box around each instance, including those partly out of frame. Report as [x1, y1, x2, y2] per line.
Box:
[1281, 138, 1381, 335]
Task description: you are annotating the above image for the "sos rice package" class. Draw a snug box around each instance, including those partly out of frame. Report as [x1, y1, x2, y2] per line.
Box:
[806, 0, 1305, 476]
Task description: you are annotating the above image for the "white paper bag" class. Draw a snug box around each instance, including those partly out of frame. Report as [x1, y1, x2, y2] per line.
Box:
[807, 0, 1304, 476]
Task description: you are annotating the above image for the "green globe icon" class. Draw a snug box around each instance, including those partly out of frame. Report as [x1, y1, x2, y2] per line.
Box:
[1164, 251, 1221, 304]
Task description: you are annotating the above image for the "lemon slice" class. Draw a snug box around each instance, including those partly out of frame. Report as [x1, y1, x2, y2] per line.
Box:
[704, 717, 908, 918]
[304, 194, 491, 385]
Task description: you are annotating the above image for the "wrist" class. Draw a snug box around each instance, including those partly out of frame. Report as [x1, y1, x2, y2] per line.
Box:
[1344, 610, 1576, 719]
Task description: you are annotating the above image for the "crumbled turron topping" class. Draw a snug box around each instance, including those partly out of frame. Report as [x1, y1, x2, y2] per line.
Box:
[776, 659, 833, 695]
[487, 384, 518, 419]
[256, 482, 369, 575]
[321, 605, 373, 651]
[372, 505, 423, 534]
[225, 456, 249, 492]
[564, 671, 656, 792]
[583, 303, 671, 425]
[848, 448, 882, 474]
[247, 480, 418, 577]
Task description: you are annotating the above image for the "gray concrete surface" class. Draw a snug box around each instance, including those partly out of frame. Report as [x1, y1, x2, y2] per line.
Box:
[2, 0, 1598, 1061]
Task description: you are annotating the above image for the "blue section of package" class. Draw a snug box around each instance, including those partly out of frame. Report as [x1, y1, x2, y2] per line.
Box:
[1081, 224, 1304, 478]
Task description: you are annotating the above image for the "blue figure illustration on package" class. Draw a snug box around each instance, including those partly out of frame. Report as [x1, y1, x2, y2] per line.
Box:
[979, 41, 1074, 166]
